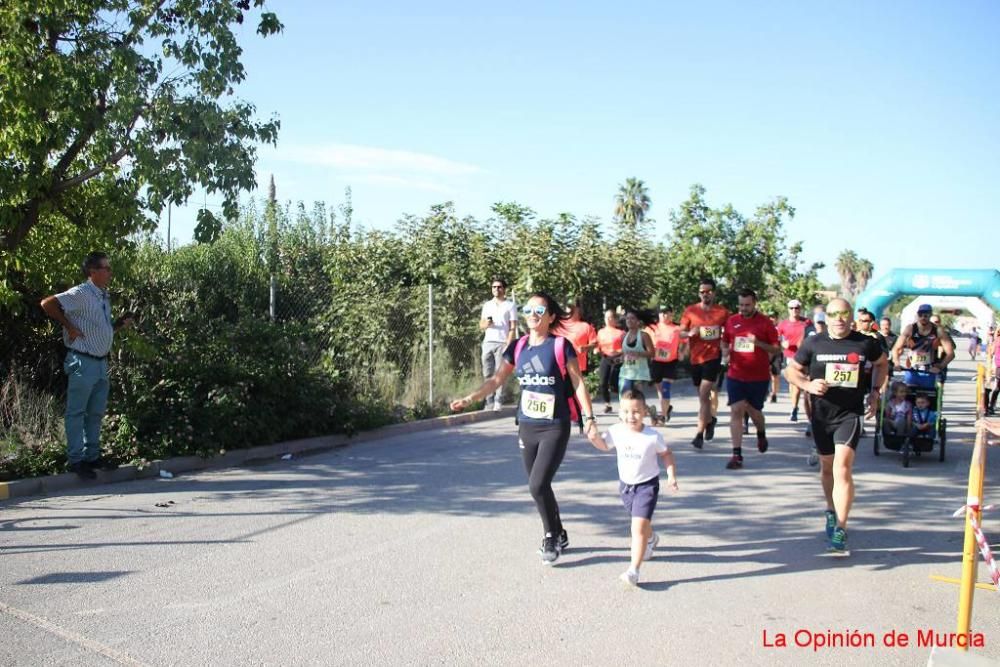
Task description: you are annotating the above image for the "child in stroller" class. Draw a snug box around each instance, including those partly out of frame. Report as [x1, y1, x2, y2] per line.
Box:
[882, 381, 912, 438]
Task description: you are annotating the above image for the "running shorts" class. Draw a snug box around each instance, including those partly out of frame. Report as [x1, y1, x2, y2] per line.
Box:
[690, 357, 722, 387]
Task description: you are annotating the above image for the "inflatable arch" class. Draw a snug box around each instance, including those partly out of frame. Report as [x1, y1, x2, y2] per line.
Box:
[897, 296, 995, 333]
[855, 269, 1000, 330]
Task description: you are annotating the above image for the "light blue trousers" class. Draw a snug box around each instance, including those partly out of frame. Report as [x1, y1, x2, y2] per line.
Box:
[63, 351, 109, 464]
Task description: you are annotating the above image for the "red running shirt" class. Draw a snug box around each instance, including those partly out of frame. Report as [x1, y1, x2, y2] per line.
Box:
[723, 312, 779, 382]
[645, 322, 682, 363]
[680, 304, 729, 365]
[777, 317, 812, 359]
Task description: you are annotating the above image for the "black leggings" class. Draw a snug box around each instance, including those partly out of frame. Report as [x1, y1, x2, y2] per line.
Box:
[519, 421, 571, 535]
[598, 356, 621, 404]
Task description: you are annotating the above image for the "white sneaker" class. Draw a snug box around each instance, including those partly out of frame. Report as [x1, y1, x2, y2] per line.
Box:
[620, 569, 639, 587]
[807, 449, 819, 467]
[644, 533, 659, 561]
[493, 402, 502, 412]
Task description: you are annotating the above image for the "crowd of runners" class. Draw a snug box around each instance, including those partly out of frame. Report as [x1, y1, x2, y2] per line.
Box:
[453, 275, 969, 584]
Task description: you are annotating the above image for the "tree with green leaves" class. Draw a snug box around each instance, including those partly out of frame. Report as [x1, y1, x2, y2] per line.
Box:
[0, 0, 282, 304]
[835, 250, 874, 299]
[657, 185, 822, 314]
[613, 177, 651, 229]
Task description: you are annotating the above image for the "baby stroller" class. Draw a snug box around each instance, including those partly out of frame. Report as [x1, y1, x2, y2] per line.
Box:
[873, 373, 946, 467]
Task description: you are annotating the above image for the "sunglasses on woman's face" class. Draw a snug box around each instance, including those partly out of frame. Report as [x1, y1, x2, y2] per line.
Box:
[522, 305, 547, 316]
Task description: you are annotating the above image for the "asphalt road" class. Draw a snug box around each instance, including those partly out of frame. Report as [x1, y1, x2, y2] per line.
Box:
[1, 358, 998, 666]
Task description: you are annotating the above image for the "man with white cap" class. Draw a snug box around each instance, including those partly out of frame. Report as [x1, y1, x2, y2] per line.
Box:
[777, 299, 812, 422]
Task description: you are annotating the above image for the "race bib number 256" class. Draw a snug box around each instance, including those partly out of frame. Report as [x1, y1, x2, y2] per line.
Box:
[521, 391, 556, 419]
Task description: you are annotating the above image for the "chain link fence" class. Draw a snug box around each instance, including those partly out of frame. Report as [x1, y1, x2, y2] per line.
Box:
[271, 280, 517, 409]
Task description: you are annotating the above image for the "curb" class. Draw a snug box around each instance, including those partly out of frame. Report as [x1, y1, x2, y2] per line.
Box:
[0, 407, 514, 502]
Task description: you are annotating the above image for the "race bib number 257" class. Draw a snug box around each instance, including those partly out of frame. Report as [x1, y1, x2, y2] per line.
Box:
[825, 363, 859, 388]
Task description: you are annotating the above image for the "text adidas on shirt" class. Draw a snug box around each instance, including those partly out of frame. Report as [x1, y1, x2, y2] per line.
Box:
[519, 375, 557, 386]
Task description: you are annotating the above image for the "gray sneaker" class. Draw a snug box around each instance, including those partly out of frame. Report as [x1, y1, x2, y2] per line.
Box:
[644, 532, 659, 561]
[538, 533, 560, 564]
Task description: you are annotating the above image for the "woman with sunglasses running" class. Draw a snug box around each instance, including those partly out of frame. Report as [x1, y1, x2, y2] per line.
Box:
[451, 292, 598, 565]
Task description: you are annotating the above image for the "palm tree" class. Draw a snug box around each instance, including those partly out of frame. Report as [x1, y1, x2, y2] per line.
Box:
[614, 177, 651, 229]
[834, 250, 875, 299]
[835, 250, 859, 298]
[855, 258, 874, 295]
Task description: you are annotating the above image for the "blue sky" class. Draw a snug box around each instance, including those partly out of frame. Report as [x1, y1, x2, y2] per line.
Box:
[167, 1, 999, 285]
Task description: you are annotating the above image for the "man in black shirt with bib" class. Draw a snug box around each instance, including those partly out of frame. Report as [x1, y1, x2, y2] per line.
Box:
[787, 298, 887, 556]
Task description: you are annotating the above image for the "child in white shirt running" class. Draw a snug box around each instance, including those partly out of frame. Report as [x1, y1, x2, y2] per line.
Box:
[587, 389, 678, 586]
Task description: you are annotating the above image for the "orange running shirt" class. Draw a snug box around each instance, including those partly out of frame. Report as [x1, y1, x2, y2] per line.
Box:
[680, 303, 730, 365]
[645, 322, 682, 363]
[560, 320, 598, 373]
[597, 325, 624, 358]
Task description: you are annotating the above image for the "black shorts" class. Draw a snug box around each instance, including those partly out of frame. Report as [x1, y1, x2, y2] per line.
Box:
[650, 360, 678, 383]
[726, 378, 770, 410]
[690, 357, 722, 387]
[811, 413, 863, 456]
[770, 355, 784, 376]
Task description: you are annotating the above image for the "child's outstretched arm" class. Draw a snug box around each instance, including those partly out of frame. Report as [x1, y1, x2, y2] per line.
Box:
[660, 449, 678, 491]
[587, 429, 611, 451]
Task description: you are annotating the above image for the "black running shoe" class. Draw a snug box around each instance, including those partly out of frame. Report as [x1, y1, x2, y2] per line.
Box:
[757, 433, 769, 453]
[558, 529, 569, 552]
[87, 456, 119, 472]
[539, 533, 559, 564]
[691, 433, 704, 450]
[666, 405, 673, 422]
[69, 462, 96, 480]
[705, 417, 718, 442]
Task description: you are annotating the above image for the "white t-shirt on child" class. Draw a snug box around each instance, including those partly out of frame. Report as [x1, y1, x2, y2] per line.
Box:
[604, 423, 669, 485]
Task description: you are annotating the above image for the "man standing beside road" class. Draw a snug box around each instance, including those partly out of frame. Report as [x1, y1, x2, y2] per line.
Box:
[786, 298, 887, 555]
[680, 278, 729, 449]
[40, 252, 133, 479]
[479, 276, 518, 410]
[720, 289, 780, 470]
[776, 299, 812, 422]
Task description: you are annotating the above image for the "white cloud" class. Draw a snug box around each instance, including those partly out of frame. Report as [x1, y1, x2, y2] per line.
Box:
[275, 143, 482, 177]
[351, 172, 453, 194]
